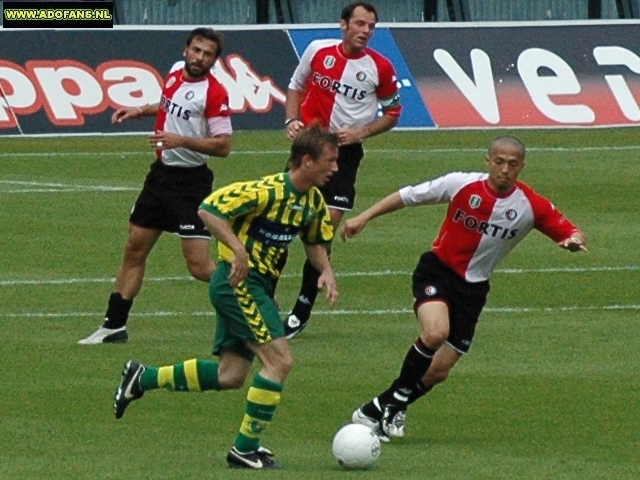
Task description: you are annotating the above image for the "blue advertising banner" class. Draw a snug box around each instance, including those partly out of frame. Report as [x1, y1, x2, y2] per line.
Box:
[288, 27, 434, 128]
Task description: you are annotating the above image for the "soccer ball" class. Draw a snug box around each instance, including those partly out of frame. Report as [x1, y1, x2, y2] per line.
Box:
[332, 423, 381, 470]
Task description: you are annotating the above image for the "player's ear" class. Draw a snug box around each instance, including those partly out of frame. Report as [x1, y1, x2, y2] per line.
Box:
[340, 19, 347, 31]
[302, 153, 314, 168]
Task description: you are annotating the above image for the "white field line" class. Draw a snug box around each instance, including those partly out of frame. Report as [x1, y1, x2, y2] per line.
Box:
[2, 144, 640, 159]
[4, 145, 638, 193]
[0, 180, 137, 193]
[1, 266, 637, 319]
[0, 265, 638, 288]
[2, 304, 640, 320]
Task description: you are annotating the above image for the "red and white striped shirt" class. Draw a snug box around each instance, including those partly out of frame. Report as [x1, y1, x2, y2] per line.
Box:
[399, 172, 579, 282]
[155, 61, 232, 167]
[289, 39, 401, 132]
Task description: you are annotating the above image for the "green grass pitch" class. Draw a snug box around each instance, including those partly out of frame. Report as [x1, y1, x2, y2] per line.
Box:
[0, 128, 639, 479]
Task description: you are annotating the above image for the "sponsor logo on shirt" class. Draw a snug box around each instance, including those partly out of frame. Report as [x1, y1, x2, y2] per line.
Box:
[160, 94, 192, 120]
[248, 216, 300, 247]
[254, 229, 297, 246]
[453, 209, 518, 239]
[311, 72, 367, 100]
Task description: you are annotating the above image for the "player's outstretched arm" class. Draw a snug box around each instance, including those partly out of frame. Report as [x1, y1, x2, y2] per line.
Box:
[558, 231, 587, 252]
[112, 103, 159, 124]
[340, 191, 405, 242]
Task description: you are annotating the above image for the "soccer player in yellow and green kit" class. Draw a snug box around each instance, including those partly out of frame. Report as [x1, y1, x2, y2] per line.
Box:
[111, 124, 340, 469]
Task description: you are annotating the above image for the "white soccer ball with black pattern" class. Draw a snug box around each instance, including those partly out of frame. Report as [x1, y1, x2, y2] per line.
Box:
[332, 423, 381, 470]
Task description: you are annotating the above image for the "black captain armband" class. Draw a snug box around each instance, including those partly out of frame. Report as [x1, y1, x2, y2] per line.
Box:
[284, 118, 298, 126]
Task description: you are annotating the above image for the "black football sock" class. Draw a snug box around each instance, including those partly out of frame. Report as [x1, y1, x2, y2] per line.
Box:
[290, 259, 322, 322]
[361, 397, 385, 421]
[375, 338, 436, 410]
[102, 292, 133, 329]
[406, 383, 433, 406]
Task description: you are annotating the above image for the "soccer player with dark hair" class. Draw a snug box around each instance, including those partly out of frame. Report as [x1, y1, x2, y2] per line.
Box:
[112, 124, 340, 469]
[282, 2, 402, 338]
[79, 27, 231, 345]
[342, 136, 587, 441]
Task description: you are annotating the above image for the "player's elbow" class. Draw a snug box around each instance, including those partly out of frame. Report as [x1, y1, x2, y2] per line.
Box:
[198, 209, 215, 227]
[215, 138, 232, 157]
[219, 143, 231, 157]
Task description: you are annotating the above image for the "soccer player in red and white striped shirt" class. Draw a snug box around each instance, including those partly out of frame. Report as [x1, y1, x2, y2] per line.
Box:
[342, 136, 586, 441]
[79, 28, 232, 345]
[283, 2, 402, 338]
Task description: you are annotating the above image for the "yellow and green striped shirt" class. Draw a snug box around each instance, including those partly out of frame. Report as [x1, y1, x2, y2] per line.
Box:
[200, 172, 333, 278]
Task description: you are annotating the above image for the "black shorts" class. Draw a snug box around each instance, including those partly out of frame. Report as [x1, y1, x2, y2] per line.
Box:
[319, 143, 364, 211]
[129, 161, 214, 238]
[412, 251, 490, 354]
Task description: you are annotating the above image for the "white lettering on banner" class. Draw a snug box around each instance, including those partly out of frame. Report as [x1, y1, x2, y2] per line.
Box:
[32, 63, 107, 122]
[517, 48, 595, 123]
[0, 63, 38, 123]
[593, 46, 640, 121]
[0, 57, 284, 128]
[102, 64, 162, 110]
[433, 46, 640, 125]
[213, 54, 285, 112]
[433, 48, 499, 123]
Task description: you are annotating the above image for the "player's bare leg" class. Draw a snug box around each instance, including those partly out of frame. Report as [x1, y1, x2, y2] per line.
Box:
[78, 224, 161, 345]
[180, 237, 216, 282]
[284, 208, 344, 338]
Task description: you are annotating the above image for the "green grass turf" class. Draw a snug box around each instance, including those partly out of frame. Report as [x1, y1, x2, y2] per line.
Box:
[0, 128, 639, 479]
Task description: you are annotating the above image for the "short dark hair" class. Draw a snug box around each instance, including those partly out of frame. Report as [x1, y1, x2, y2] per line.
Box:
[186, 27, 224, 58]
[341, 2, 379, 23]
[288, 124, 339, 168]
[489, 136, 526, 159]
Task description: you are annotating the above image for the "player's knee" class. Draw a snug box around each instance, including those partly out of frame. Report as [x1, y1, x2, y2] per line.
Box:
[277, 352, 294, 377]
[420, 330, 447, 350]
[123, 241, 149, 264]
[268, 351, 294, 381]
[187, 260, 215, 282]
[219, 372, 246, 390]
